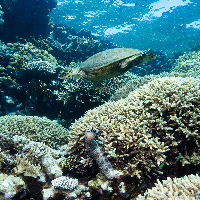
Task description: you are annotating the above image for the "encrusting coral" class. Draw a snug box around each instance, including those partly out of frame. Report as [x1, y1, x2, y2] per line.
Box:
[63, 76, 200, 182]
[136, 174, 200, 199]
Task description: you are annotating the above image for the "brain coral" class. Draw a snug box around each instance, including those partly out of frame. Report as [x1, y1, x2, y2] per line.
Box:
[136, 174, 200, 199]
[64, 76, 200, 179]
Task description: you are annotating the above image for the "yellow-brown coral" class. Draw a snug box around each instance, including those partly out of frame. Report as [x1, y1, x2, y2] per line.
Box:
[136, 174, 200, 199]
[64, 76, 200, 178]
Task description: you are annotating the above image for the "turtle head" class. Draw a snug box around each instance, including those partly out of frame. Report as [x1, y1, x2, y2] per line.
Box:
[59, 67, 82, 80]
[137, 52, 156, 66]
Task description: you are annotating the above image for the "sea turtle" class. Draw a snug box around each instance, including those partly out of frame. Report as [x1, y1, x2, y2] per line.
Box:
[78, 48, 156, 81]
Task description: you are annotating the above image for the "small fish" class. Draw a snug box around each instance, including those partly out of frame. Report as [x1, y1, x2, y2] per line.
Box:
[174, 154, 181, 164]
[123, 193, 130, 199]
[147, 160, 152, 166]
[138, 183, 147, 190]
[126, 185, 135, 193]
[158, 163, 164, 170]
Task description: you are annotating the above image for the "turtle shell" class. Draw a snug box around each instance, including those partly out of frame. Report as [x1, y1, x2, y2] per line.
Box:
[80, 48, 142, 71]
[80, 48, 155, 81]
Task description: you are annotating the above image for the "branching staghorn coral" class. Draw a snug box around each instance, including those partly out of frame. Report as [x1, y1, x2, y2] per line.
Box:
[0, 115, 71, 148]
[63, 76, 200, 181]
[136, 174, 200, 199]
[0, 115, 75, 182]
[172, 50, 200, 75]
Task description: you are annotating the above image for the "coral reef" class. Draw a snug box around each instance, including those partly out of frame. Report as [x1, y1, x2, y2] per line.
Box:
[1, 13, 200, 198]
[0, 0, 57, 42]
[0, 74, 200, 199]
[110, 50, 200, 102]
[137, 174, 200, 199]
[0, 115, 70, 148]
[0, 115, 73, 188]
[51, 176, 78, 190]
[172, 50, 200, 76]
[30, 24, 116, 65]
[110, 73, 161, 101]
[4, 42, 62, 73]
[0, 37, 128, 126]
[0, 41, 63, 118]
[56, 70, 137, 127]
[64, 77, 200, 182]
[0, 133, 63, 179]
[111, 50, 200, 102]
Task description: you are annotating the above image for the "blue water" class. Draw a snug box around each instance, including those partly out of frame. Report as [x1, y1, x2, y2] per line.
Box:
[50, 0, 200, 57]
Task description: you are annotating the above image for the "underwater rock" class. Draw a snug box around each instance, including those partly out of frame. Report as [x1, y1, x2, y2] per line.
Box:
[0, 0, 56, 42]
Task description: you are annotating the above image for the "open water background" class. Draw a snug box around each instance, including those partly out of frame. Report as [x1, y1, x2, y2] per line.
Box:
[50, 0, 200, 57]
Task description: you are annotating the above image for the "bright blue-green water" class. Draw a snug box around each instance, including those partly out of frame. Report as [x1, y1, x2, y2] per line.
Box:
[50, 0, 200, 57]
